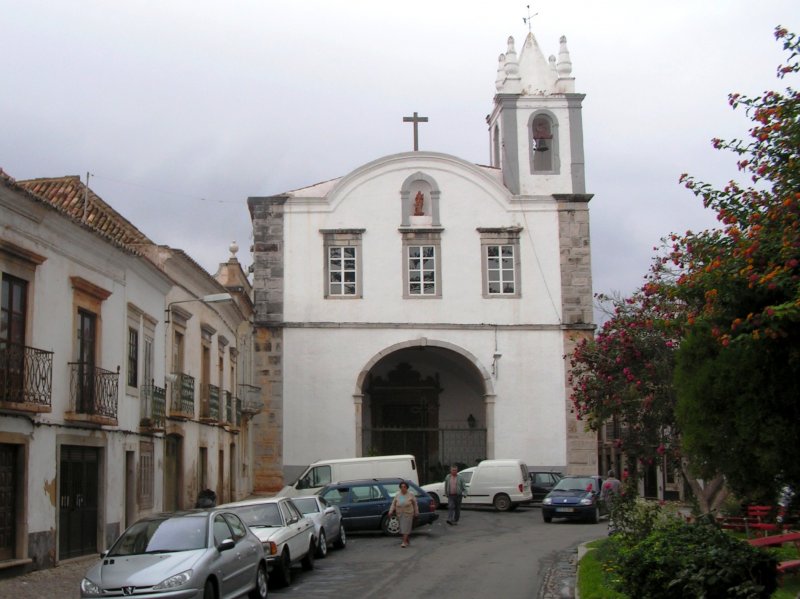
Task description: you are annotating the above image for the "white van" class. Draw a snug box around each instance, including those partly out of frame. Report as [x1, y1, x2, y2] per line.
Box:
[278, 455, 419, 497]
[463, 459, 532, 511]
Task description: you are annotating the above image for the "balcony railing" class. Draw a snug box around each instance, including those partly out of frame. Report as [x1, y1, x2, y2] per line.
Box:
[199, 383, 220, 423]
[238, 383, 263, 416]
[0, 342, 53, 411]
[68, 362, 119, 423]
[223, 390, 236, 428]
[169, 372, 195, 419]
[140, 381, 166, 430]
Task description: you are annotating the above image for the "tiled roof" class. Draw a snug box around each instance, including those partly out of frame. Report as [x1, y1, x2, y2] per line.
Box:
[15, 175, 153, 253]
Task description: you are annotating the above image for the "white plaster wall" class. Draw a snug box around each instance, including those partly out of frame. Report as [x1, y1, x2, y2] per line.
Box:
[281, 327, 567, 471]
[283, 153, 564, 325]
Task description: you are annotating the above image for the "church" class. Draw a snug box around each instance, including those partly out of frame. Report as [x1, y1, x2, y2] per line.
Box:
[247, 31, 596, 490]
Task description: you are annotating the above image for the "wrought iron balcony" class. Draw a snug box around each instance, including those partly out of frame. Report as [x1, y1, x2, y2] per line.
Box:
[140, 381, 166, 430]
[223, 390, 237, 429]
[169, 372, 195, 420]
[199, 383, 220, 423]
[238, 383, 263, 416]
[68, 362, 119, 424]
[0, 342, 53, 412]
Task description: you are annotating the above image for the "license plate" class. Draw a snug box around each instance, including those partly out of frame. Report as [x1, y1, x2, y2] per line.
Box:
[556, 507, 575, 512]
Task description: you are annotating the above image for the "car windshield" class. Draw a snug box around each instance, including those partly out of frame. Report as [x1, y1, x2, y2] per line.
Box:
[232, 503, 283, 528]
[108, 516, 208, 556]
[553, 477, 597, 492]
[293, 498, 319, 514]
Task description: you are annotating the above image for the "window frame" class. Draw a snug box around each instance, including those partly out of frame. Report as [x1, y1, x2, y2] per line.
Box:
[321, 229, 365, 299]
[478, 227, 522, 299]
[401, 230, 442, 299]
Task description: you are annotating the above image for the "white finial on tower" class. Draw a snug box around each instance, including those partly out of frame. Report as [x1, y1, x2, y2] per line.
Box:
[548, 55, 557, 77]
[504, 36, 519, 76]
[229, 241, 239, 258]
[496, 53, 506, 91]
[556, 35, 572, 77]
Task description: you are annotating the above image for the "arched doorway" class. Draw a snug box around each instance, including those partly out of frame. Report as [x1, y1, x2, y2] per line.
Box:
[358, 342, 491, 484]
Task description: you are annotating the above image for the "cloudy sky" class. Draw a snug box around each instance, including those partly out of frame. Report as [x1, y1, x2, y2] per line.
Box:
[2, 1, 797, 306]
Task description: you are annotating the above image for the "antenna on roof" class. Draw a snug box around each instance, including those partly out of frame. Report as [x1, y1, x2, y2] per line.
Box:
[523, 4, 537, 33]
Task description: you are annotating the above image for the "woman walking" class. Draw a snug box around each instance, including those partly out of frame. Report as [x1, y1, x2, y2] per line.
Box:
[388, 481, 419, 548]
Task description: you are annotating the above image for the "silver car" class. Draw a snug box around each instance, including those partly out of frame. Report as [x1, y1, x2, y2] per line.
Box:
[221, 497, 316, 588]
[292, 495, 347, 558]
[80, 509, 268, 599]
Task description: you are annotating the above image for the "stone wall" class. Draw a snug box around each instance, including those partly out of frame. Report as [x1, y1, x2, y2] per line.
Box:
[247, 196, 287, 492]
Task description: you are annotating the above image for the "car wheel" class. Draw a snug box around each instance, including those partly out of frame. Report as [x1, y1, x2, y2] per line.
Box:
[428, 492, 440, 508]
[589, 505, 600, 524]
[543, 513, 552, 523]
[203, 579, 217, 599]
[333, 525, 346, 549]
[249, 563, 268, 599]
[301, 539, 315, 571]
[315, 529, 328, 558]
[493, 493, 512, 511]
[273, 549, 292, 587]
[381, 514, 401, 536]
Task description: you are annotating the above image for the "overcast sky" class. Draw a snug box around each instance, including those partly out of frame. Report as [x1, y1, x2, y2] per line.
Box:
[2, 1, 797, 308]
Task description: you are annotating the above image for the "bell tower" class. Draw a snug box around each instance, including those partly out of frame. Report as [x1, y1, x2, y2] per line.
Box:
[487, 33, 586, 197]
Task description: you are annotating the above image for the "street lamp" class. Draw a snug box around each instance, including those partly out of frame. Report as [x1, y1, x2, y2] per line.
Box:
[165, 293, 233, 324]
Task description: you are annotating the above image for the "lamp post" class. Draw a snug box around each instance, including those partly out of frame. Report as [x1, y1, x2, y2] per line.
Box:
[165, 293, 233, 324]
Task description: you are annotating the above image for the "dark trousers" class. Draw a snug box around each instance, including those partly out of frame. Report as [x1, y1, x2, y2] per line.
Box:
[448, 494, 462, 523]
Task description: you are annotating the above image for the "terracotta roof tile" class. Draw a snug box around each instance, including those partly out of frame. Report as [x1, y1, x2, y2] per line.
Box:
[16, 175, 153, 253]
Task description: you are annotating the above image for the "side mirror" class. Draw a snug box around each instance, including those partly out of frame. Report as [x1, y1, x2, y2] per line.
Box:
[324, 507, 336, 515]
[218, 538, 236, 552]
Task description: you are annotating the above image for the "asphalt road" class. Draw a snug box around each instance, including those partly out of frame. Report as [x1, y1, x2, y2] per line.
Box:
[270, 504, 606, 598]
[0, 504, 604, 598]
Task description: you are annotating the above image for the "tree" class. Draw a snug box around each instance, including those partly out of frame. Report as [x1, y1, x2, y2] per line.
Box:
[670, 27, 800, 499]
[569, 291, 681, 479]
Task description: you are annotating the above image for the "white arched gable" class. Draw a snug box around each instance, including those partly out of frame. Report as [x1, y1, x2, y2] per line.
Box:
[323, 151, 512, 213]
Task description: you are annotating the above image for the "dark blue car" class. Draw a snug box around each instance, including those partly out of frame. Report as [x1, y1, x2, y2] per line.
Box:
[319, 478, 439, 535]
[541, 475, 608, 523]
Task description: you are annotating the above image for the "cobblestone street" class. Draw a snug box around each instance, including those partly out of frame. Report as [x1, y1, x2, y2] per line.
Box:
[0, 555, 94, 599]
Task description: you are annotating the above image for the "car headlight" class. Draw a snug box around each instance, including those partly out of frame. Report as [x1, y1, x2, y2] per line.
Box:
[579, 497, 593, 506]
[542, 497, 552, 505]
[263, 541, 278, 556]
[152, 569, 192, 590]
[80, 578, 103, 596]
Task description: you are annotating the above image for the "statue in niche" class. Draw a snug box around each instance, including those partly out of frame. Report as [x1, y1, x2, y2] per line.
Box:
[413, 191, 425, 216]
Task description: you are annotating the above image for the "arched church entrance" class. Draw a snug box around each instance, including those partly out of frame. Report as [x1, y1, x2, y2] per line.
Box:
[360, 344, 488, 484]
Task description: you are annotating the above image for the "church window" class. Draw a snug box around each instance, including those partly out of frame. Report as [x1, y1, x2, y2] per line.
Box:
[530, 113, 559, 174]
[408, 245, 437, 296]
[321, 229, 364, 299]
[400, 230, 442, 299]
[478, 227, 522, 298]
[486, 245, 516, 294]
[328, 246, 357, 296]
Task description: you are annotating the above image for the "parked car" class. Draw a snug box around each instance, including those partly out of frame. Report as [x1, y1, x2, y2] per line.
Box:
[221, 496, 316, 588]
[529, 470, 563, 503]
[79, 509, 268, 599]
[319, 478, 439, 535]
[463, 459, 533, 511]
[293, 495, 347, 558]
[421, 467, 477, 508]
[541, 475, 607, 523]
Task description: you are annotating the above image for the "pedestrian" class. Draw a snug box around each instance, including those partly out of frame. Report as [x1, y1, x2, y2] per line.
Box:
[444, 465, 467, 525]
[388, 480, 419, 548]
[600, 469, 622, 534]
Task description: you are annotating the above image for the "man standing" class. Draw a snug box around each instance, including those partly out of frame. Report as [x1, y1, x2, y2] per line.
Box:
[444, 465, 467, 525]
[601, 469, 622, 534]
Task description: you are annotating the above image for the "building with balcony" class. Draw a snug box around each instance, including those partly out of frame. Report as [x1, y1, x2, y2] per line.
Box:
[0, 171, 259, 574]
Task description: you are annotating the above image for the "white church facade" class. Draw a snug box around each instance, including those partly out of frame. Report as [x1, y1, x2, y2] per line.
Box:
[248, 32, 597, 490]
